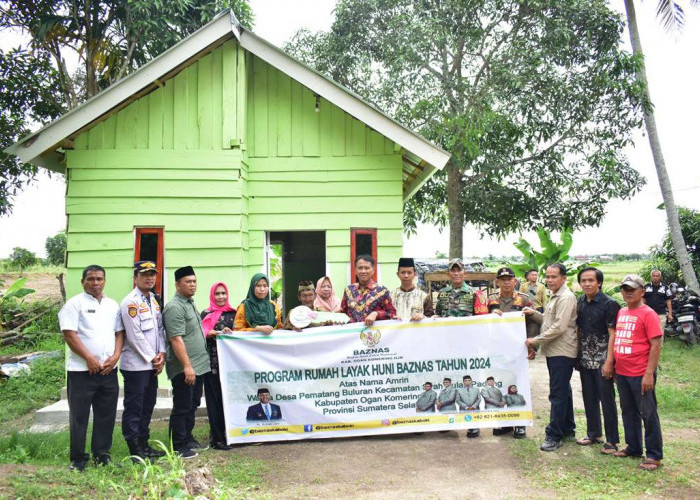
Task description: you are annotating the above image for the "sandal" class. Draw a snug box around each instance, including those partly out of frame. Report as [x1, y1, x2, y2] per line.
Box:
[639, 458, 661, 471]
[577, 437, 604, 446]
[599, 443, 618, 455]
[613, 448, 642, 458]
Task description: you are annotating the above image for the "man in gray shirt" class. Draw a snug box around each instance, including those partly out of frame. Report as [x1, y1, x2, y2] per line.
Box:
[456, 375, 482, 438]
[416, 382, 437, 412]
[436, 377, 457, 412]
[163, 266, 211, 459]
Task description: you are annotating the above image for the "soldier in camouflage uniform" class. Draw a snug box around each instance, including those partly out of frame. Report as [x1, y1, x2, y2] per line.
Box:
[434, 258, 488, 317]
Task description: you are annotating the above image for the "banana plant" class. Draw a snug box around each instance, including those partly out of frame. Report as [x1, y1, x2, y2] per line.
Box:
[511, 227, 593, 280]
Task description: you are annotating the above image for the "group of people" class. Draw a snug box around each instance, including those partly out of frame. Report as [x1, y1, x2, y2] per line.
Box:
[57, 254, 665, 473]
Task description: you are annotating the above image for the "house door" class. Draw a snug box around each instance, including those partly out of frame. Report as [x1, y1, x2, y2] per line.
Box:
[268, 231, 325, 317]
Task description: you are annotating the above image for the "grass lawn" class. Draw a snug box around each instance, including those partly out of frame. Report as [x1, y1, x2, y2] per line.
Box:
[511, 340, 700, 499]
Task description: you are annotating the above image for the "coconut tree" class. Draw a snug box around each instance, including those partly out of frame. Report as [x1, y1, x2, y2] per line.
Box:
[623, 0, 700, 290]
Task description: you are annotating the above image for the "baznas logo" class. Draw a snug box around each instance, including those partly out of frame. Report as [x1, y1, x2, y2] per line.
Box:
[360, 327, 381, 348]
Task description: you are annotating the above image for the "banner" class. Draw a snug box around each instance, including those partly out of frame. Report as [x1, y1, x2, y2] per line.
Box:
[217, 313, 533, 443]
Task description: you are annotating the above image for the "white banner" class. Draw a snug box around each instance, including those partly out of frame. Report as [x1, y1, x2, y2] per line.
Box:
[217, 313, 533, 443]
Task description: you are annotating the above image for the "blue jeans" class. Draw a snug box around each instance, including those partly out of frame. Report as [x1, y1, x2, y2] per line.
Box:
[616, 373, 663, 460]
[545, 356, 576, 442]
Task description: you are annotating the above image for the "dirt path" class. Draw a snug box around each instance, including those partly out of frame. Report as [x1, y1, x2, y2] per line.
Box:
[236, 356, 571, 499]
[0, 273, 63, 303]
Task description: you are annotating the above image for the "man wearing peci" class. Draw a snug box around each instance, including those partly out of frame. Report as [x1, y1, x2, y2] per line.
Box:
[416, 382, 437, 412]
[436, 377, 457, 412]
[456, 375, 482, 438]
[247, 388, 283, 421]
[391, 257, 433, 321]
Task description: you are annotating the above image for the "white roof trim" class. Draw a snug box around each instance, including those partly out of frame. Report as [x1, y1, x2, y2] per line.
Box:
[6, 9, 450, 177]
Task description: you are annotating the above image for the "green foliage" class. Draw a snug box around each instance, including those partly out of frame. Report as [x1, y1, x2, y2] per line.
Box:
[7, 247, 38, 275]
[44, 231, 66, 267]
[0, 277, 35, 305]
[509, 227, 592, 281]
[287, 0, 646, 239]
[0, 355, 63, 424]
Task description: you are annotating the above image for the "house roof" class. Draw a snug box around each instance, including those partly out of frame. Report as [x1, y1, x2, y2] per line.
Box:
[5, 10, 450, 201]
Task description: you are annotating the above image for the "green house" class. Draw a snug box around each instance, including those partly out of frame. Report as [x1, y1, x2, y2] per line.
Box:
[7, 11, 449, 311]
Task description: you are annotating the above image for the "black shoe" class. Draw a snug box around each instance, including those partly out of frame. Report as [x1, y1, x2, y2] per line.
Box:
[94, 454, 121, 467]
[540, 439, 563, 452]
[492, 427, 512, 436]
[126, 439, 148, 463]
[139, 438, 165, 458]
[212, 442, 234, 451]
[69, 460, 87, 472]
[513, 427, 526, 439]
[176, 448, 198, 459]
[186, 438, 209, 451]
[467, 429, 480, 438]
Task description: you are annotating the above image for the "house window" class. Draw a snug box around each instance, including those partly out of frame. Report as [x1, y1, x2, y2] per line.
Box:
[350, 228, 377, 282]
[134, 227, 164, 296]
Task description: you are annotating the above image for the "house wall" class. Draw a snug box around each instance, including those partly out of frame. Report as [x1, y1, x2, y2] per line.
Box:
[65, 39, 404, 309]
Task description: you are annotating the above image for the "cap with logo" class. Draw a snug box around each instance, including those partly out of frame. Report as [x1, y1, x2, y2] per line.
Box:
[448, 258, 465, 270]
[134, 260, 158, 274]
[620, 274, 645, 289]
[496, 267, 515, 278]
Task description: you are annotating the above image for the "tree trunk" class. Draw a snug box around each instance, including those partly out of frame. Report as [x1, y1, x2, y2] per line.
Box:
[446, 162, 464, 259]
[624, 0, 700, 290]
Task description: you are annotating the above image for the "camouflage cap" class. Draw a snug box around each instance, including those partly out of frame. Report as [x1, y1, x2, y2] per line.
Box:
[448, 258, 465, 270]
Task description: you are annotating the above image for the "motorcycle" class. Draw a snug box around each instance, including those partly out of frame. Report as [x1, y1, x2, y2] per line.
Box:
[674, 289, 700, 345]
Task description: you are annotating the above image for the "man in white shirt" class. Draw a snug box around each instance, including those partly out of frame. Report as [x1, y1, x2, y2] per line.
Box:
[58, 265, 125, 471]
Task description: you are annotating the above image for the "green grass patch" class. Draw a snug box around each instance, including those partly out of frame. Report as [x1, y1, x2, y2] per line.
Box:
[595, 260, 647, 283]
[0, 355, 64, 424]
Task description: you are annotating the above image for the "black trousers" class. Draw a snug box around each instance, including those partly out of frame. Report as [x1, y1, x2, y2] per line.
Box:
[204, 371, 227, 445]
[545, 356, 576, 442]
[580, 367, 619, 444]
[169, 372, 205, 451]
[617, 373, 663, 460]
[67, 370, 119, 462]
[121, 369, 159, 442]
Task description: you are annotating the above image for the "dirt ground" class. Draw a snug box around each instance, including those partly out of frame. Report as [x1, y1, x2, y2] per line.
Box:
[0, 273, 64, 303]
[236, 356, 564, 499]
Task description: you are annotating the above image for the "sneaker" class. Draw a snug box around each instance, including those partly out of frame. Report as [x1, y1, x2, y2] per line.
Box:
[69, 460, 87, 472]
[186, 438, 209, 451]
[176, 448, 198, 459]
[492, 427, 512, 436]
[212, 442, 234, 451]
[513, 427, 526, 439]
[467, 429, 480, 438]
[540, 439, 563, 452]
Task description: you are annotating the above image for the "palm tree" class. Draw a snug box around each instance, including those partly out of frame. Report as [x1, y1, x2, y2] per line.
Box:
[623, 0, 700, 290]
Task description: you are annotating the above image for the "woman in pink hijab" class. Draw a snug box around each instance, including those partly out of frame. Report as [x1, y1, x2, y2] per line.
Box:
[200, 282, 236, 450]
[314, 276, 342, 312]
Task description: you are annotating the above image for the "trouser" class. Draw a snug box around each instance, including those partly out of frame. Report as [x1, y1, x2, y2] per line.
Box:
[169, 372, 205, 451]
[580, 367, 619, 444]
[203, 371, 227, 445]
[67, 370, 119, 462]
[545, 356, 576, 442]
[121, 369, 159, 442]
[616, 373, 663, 460]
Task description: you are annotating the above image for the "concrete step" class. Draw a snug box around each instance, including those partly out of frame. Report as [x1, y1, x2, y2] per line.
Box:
[59, 386, 173, 399]
[30, 397, 208, 433]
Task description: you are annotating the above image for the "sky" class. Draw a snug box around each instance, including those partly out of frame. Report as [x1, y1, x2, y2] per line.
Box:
[0, 0, 698, 259]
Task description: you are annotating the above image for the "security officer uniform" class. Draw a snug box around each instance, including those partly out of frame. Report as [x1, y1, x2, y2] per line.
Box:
[120, 261, 166, 459]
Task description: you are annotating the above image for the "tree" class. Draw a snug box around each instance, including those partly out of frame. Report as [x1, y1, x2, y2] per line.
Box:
[8, 246, 38, 274]
[622, 0, 700, 291]
[45, 230, 67, 266]
[0, 0, 254, 214]
[286, 0, 646, 258]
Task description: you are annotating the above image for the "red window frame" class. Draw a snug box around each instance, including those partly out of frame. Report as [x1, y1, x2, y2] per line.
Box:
[134, 227, 164, 296]
[350, 228, 377, 283]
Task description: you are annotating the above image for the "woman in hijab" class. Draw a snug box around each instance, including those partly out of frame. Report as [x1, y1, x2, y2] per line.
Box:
[200, 282, 236, 450]
[234, 273, 282, 333]
[314, 276, 342, 312]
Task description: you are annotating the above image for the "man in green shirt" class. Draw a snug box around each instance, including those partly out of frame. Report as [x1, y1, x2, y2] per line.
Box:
[163, 266, 211, 459]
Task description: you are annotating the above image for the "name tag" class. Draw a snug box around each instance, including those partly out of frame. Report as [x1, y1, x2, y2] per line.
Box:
[87, 309, 96, 313]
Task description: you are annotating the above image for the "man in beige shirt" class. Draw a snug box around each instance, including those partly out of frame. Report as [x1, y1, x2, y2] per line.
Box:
[524, 263, 578, 452]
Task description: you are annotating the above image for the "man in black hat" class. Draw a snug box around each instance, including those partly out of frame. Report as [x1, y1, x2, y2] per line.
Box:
[119, 261, 166, 461]
[246, 388, 283, 421]
[162, 266, 211, 459]
[390, 257, 433, 321]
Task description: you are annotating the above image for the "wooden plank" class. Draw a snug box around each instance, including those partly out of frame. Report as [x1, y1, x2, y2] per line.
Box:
[249, 196, 403, 214]
[301, 87, 320, 156]
[66, 198, 244, 215]
[67, 180, 242, 198]
[221, 40, 237, 147]
[166, 231, 242, 249]
[266, 63, 278, 157]
[165, 248, 242, 267]
[352, 117, 366, 155]
[198, 53, 213, 150]
[69, 249, 134, 268]
[370, 129, 385, 155]
[384, 137, 394, 155]
[115, 100, 139, 148]
[319, 97, 332, 157]
[186, 62, 199, 149]
[290, 80, 303, 156]
[236, 46, 247, 145]
[74, 132, 88, 150]
[67, 232, 132, 252]
[162, 80, 174, 149]
[326, 228, 404, 247]
[148, 88, 164, 150]
[331, 105, 346, 156]
[70, 168, 239, 181]
[69, 214, 243, 232]
[136, 97, 149, 149]
[67, 149, 243, 169]
[276, 71, 292, 157]
[249, 213, 401, 231]
[246, 155, 400, 173]
[248, 180, 400, 197]
[87, 122, 103, 150]
[246, 59, 255, 156]
[211, 46, 224, 149]
[173, 71, 187, 150]
[247, 168, 398, 183]
[102, 114, 117, 149]
[253, 57, 268, 157]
